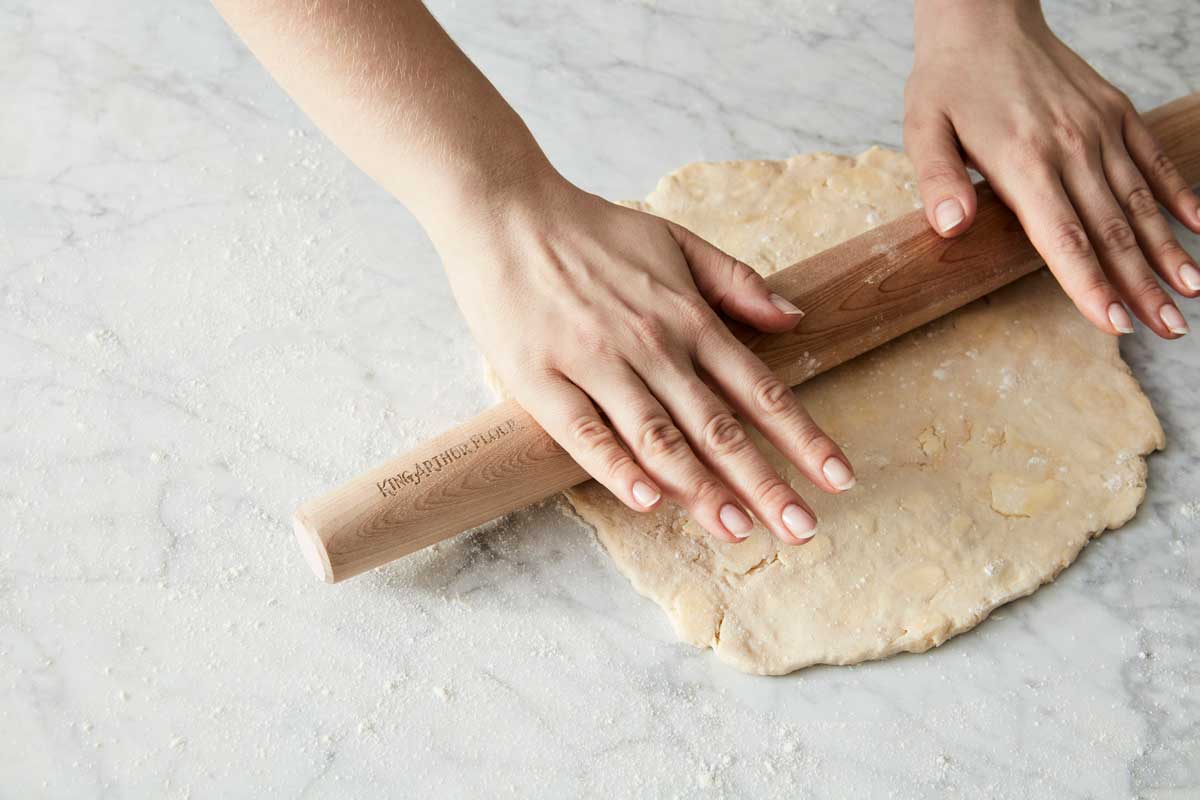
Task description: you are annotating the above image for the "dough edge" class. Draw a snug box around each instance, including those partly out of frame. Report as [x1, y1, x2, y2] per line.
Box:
[485, 147, 1165, 676]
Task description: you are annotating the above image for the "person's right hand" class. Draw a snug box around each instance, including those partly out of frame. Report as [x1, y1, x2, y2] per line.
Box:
[904, 1, 1198, 338]
[435, 168, 857, 545]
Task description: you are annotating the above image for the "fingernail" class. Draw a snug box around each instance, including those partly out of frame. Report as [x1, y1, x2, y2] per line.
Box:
[1159, 304, 1190, 336]
[1108, 302, 1135, 334]
[1180, 263, 1200, 293]
[769, 293, 805, 316]
[782, 504, 816, 541]
[934, 198, 965, 233]
[719, 504, 754, 539]
[632, 480, 661, 508]
[821, 457, 856, 491]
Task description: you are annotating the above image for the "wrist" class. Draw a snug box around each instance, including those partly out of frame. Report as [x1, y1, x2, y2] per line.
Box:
[409, 138, 565, 242]
[421, 151, 577, 265]
[914, 0, 1045, 52]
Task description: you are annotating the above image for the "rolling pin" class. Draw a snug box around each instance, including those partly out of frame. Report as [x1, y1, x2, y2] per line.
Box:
[295, 92, 1200, 583]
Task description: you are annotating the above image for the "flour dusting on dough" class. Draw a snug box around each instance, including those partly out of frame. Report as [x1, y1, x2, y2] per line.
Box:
[490, 148, 1164, 675]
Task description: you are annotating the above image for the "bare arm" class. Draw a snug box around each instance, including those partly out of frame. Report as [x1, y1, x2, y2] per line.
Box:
[213, 0, 859, 545]
[212, 0, 547, 239]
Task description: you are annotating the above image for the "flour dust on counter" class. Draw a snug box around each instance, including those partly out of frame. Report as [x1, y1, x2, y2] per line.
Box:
[490, 148, 1165, 675]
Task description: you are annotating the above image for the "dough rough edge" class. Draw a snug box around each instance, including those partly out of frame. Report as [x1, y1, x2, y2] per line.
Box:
[486, 148, 1164, 675]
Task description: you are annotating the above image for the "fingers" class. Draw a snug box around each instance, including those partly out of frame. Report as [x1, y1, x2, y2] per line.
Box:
[1123, 112, 1200, 234]
[1101, 139, 1200, 310]
[904, 112, 977, 237]
[514, 370, 664, 514]
[693, 322, 855, 498]
[1062, 151, 1186, 339]
[995, 167, 1132, 335]
[638, 358, 819, 545]
[572, 363, 762, 544]
[1113, 125, 1200, 300]
[667, 221, 804, 333]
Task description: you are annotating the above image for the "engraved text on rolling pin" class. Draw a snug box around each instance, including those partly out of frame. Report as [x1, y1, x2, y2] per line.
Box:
[375, 418, 520, 497]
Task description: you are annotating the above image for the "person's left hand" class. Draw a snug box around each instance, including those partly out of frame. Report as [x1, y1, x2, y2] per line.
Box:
[904, 0, 1198, 339]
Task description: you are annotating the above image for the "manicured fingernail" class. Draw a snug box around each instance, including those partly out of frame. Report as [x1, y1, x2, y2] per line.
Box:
[934, 198, 965, 233]
[1160, 304, 1189, 335]
[719, 504, 754, 538]
[769, 293, 805, 316]
[782, 504, 816, 541]
[632, 481, 661, 508]
[1180, 263, 1200, 293]
[821, 457, 856, 491]
[1108, 303, 1135, 334]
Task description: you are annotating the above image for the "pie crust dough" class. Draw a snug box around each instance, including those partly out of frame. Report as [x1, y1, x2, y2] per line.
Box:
[497, 148, 1165, 675]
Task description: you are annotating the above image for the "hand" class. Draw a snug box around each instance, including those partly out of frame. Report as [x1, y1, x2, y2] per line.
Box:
[435, 169, 857, 545]
[905, 0, 1199, 338]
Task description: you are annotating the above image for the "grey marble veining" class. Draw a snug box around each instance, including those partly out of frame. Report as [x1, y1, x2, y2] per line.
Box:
[1, 1, 1197, 796]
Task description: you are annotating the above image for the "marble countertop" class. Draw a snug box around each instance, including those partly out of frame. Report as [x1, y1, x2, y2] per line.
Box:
[4, 1, 1198, 796]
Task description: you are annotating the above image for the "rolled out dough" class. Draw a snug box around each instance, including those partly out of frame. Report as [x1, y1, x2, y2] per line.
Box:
[495, 148, 1165, 675]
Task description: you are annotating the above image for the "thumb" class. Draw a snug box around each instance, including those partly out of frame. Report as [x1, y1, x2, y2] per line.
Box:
[905, 113, 976, 237]
[667, 222, 802, 333]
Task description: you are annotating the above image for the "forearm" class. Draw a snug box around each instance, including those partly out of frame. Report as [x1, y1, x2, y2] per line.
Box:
[212, 0, 553, 241]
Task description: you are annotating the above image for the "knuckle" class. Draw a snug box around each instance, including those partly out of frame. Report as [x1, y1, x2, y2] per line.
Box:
[568, 415, 614, 450]
[689, 477, 726, 507]
[1050, 220, 1094, 258]
[1109, 92, 1136, 120]
[793, 419, 830, 455]
[675, 293, 717, 335]
[1149, 150, 1180, 183]
[601, 452, 636, 482]
[1076, 272, 1113, 303]
[1095, 216, 1138, 254]
[729, 258, 764, 292]
[1156, 238, 1187, 263]
[571, 322, 619, 363]
[917, 158, 964, 188]
[1079, 103, 1107, 130]
[702, 412, 750, 457]
[1100, 86, 1132, 110]
[692, 317, 727, 354]
[1007, 134, 1051, 169]
[629, 312, 672, 356]
[1119, 104, 1142, 130]
[1051, 119, 1088, 156]
[638, 416, 687, 459]
[1129, 273, 1165, 301]
[752, 375, 795, 416]
[749, 475, 790, 507]
[1123, 186, 1159, 220]
[1104, 86, 1132, 107]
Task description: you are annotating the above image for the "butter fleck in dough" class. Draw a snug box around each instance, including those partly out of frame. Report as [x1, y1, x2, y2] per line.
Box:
[491, 148, 1165, 675]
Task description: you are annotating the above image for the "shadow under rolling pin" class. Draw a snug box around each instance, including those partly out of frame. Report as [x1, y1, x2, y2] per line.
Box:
[294, 92, 1200, 583]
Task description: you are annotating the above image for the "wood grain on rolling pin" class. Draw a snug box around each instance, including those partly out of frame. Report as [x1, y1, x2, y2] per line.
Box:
[296, 92, 1200, 583]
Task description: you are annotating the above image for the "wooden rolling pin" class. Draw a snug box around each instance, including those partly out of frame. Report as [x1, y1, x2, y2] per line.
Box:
[295, 92, 1200, 583]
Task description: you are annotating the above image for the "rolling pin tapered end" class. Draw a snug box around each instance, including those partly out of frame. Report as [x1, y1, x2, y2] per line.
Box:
[293, 513, 335, 583]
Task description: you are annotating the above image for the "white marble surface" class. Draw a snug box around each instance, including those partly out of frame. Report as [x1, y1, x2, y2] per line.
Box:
[3, 1, 1198, 796]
